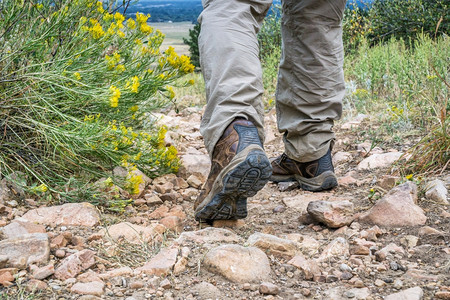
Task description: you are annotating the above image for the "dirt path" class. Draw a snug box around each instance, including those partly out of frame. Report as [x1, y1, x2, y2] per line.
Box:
[1, 105, 449, 300]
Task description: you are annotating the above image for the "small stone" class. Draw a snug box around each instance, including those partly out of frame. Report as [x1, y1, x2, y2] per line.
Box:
[203, 244, 270, 283]
[340, 263, 352, 272]
[278, 181, 299, 192]
[159, 278, 171, 289]
[425, 179, 448, 204]
[344, 291, 355, 298]
[194, 282, 221, 299]
[32, 263, 54, 280]
[160, 216, 182, 233]
[379, 175, 400, 190]
[374, 279, 385, 287]
[319, 237, 350, 261]
[54, 249, 96, 280]
[26, 279, 48, 291]
[55, 249, 65, 258]
[136, 247, 178, 276]
[357, 152, 403, 170]
[247, 232, 299, 257]
[144, 194, 164, 206]
[393, 279, 403, 289]
[273, 205, 286, 213]
[301, 288, 311, 297]
[171, 177, 189, 190]
[130, 280, 145, 289]
[307, 200, 355, 228]
[159, 193, 179, 203]
[50, 234, 68, 249]
[71, 281, 105, 296]
[154, 182, 174, 194]
[186, 175, 203, 188]
[259, 282, 280, 295]
[385, 287, 423, 300]
[288, 255, 321, 280]
[179, 154, 211, 180]
[418, 226, 445, 236]
[341, 272, 353, 280]
[0, 269, 15, 287]
[435, 291, 450, 299]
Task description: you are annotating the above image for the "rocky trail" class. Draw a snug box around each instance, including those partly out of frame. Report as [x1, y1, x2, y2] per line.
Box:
[0, 106, 449, 300]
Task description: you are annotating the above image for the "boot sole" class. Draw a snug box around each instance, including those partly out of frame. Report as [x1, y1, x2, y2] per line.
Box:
[195, 147, 272, 221]
[271, 171, 338, 192]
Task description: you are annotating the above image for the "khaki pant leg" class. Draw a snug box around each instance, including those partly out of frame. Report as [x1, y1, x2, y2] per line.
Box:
[276, 0, 346, 162]
[198, 0, 272, 157]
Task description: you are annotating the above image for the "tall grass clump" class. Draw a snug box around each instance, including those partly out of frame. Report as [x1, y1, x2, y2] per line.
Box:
[345, 34, 449, 174]
[0, 0, 195, 204]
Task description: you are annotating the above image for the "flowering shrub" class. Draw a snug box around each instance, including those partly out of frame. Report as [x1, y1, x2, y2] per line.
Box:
[0, 0, 194, 204]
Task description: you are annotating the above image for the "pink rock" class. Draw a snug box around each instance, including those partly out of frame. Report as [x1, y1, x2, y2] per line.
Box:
[136, 247, 178, 276]
[97, 222, 165, 244]
[357, 152, 403, 170]
[203, 244, 270, 283]
[247, 232, 299, 257]
[288, 255, 321, 280]
[307, 200, 355, 228]
[99, 266, 133, 279]
[0, 233, 49, 268]
[160, 216, 182, 233]
[148, 205, 170, 219]
[1, 221, 46, 239]
[26, 279, 47, 291]
[54, 249, 96, 280]
[359, 182, 426, 227]
[70, 281, 105, 296]
[20, 203, 100, 227]
[32, 263, 54, 280]
[375, 243, 405, 261]
[319, 237, 350, 261]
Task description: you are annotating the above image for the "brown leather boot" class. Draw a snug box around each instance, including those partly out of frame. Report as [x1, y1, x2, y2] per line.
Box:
[270, 148, 338, 192]
[194, 119, 272, 222]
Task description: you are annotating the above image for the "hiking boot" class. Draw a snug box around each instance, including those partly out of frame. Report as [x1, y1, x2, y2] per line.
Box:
[194, 119, 272, 222]
[270, 148, 338, 192]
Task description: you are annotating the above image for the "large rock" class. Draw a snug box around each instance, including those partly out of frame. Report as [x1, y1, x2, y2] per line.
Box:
[247, 232, 299, 257]
[203, 244, 270, 283]
[307, 200, 355, 228]
[359, 182, 427, 227]
[175, 227, 241, 245]
[0, 233, 49, 268]
[20, 203, 100, 227]
[54, 249, 96, 280]
[97, 222, 165, 244]
[385, 287, 423, 300]
[136, 247, 178, 276]
[425, 179, 448, 205]
[1, 221, 46, 239]
[357, 152, 403, 170]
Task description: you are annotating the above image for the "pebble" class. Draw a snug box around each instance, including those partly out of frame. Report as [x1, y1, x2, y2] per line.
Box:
[393, 279, 403, 289]
[344, 291, 356, 298]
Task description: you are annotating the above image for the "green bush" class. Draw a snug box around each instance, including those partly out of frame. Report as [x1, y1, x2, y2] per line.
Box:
[258, 4, 282, 62]
[368, 0, 449, 44]
[0, 0, 195, 204]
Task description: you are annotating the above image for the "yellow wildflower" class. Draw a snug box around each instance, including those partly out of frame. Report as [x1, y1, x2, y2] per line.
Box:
[96, 1, 104, 13]
[103, 13, 113, 22]
[117, 30, 125, 38]
[127, 18, 136, 29]
[109, 85, 121, 108]
[166, 86, 175, 99]
[405, 174, 413, 180]
[34, 183, 48, 193]
[114, 12, 125, 23]
[136, 12, 149, 25]
[73, 72, 81, 80]
[79, 16, 87, 24]
[131, 76, 140, 93]
[188, 79, 195, 85]
[140, 23, 153, 34]
[36, 3, 43, 9]
[116, 64, 125, 73]
[90, 22, 104, 39]
[130, 105, 138, 112]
